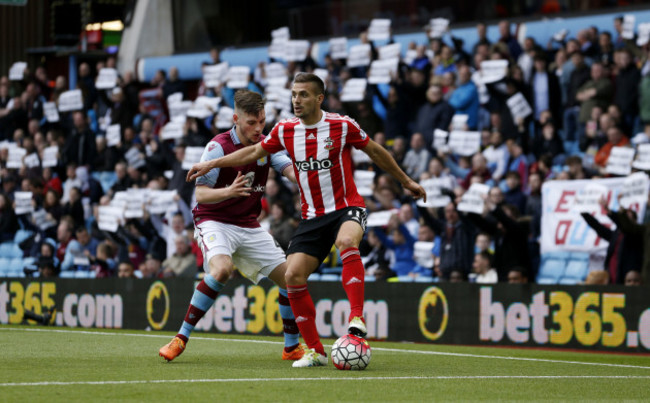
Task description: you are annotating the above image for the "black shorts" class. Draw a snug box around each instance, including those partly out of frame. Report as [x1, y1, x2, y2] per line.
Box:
[286, 207, 367, 263]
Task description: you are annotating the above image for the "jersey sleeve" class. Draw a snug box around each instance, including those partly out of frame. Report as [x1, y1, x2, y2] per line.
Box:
[195, 141, 225, 188]
[345, 117, 370, 149]
[270, 150, 292, 174]
[261, 123, 285, 153]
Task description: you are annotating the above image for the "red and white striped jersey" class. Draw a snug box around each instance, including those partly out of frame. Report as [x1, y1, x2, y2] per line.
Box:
[261, 111, 370, 220]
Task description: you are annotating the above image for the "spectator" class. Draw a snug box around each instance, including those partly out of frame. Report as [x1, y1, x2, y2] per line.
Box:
[140, 253, 163, 278]
[503, 171, 527, 215]
[507, 267, 528, 284]
[448, 65, 480, 130]
[402, 132, 431, 180]
[613, 49, 640, 130]
[0, 193, 18, 242]
[162, 67, 187, 100]
[361, 230, 395, 279]
[88, 241, 116, 278]
[371, 215, 418, 277]
[448, 269, 468, 283]
[161, 235, 196, 278]
[580, 197, 643, 284]
[614, 202, 650, 284]
[57, 219, 82, 271]
[414, 84, 454, 146]
[594, 126, 630, 168]
[268, 201, 294, 251]
[467, 200, 530, 281]
[62, 111, 96, 167]
[498, 20, 523, 60]
[117, 261, 136, 279]
[76, 226, 99, 257]
[624, 270, 642, 286]
[531, 54, 562, 124]
[576, 62, 613, 130]
[472, 251, 497, 283]
[419, 202, 476, 279]
[461, 153, 492, 190]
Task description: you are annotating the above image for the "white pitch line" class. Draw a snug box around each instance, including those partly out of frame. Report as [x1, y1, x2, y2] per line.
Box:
[2, 327, 650, 370]
[2, 375, 650, 388]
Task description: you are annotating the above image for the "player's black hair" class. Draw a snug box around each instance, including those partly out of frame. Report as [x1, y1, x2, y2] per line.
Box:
[293, 72, 325, 95]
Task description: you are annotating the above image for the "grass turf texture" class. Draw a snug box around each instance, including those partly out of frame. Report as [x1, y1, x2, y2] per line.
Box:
[1, 325, 649, 402]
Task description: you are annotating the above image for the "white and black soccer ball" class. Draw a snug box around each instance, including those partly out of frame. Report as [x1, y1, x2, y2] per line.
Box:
[331, 334, 371, 370]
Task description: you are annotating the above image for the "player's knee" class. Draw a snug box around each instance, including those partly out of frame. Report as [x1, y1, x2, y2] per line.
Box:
[284, 266, 307, 285]
[335, 236, 357, 251]
[208, 259, 233, 284]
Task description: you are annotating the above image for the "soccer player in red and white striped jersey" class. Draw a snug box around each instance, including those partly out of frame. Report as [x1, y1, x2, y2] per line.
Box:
[188, 73, 426, 368]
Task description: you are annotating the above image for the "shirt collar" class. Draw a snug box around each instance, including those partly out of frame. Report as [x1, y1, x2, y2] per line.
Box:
[229, 126, 241, 145]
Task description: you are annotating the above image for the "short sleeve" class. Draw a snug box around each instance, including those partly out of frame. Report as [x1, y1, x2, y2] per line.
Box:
[270, 151, 292, 174]
[345, 118, 370, 149]
[195, 141, 225, 188]
[261, 123, 285, 154]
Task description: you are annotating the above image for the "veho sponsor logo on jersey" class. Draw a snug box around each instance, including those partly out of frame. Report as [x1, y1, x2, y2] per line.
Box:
[294, 156, 333, 172]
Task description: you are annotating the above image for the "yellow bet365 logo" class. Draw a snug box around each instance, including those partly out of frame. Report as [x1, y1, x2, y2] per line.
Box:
[418, 286, 449, 341]
[146, 281, 170, 330]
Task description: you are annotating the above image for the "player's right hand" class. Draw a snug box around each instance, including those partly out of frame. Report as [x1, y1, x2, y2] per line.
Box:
[228, 171, 252, 198]
[186, 161, 214, 182]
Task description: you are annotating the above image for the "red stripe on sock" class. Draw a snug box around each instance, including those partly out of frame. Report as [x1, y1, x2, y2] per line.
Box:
[197, 280, 219, 299]
[184, 305, 206, 327]
[175, 334, 188, 343]
[278, 293, 290, 306]
[341, 247, 365, 320]
[287, 284, 325, 355]
[282, 318, 300, 334]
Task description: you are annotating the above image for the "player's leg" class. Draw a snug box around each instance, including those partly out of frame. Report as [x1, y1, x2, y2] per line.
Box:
[160, 221, 237, 362]
[334, 209, 368, 337]
[159, 254, 233, 362]
[285, 252, 328, 367]
[267, 263, 304, 360]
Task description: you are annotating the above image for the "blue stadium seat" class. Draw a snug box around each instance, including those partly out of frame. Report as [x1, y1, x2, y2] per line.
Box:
[7, 243, 22, 259]
[8, 258, 23, 273]
[397, 275, 415, 282]
[415, 276, 436, 283]
[0, 257, 10, 272]
[319, 274, 340, 282]
[537, 251, 571, 284]
[13, 229, 33, 245]
[308, 273, 321, 281]
[364, 275, 376, 282]
[0, 243, 12, 258]
[59, 271, 75, 279]
[321, 267, 343, 275]
[559, 253, 590, 284]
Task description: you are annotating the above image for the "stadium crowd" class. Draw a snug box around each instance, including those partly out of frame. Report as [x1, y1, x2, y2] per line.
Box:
[0, 15, 649, 285]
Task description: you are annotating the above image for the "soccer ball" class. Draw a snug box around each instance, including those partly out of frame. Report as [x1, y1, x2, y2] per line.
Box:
[331, 334, 371, 370]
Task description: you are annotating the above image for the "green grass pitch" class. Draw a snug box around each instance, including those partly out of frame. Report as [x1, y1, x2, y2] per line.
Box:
[1, 325, 649, 402]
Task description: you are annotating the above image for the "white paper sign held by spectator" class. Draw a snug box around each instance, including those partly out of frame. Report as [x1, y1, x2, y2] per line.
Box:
[457, 183, 490, 214]
[606, 147, 635, 176]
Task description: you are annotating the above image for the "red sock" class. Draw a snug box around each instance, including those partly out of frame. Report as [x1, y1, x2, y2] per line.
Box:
[341, 247, 365, 320]
[286, 284, 325, 356]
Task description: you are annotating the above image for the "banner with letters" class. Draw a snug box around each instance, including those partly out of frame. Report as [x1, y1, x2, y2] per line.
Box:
[540, 175, 649, 253]
[2, 279, 650, 353]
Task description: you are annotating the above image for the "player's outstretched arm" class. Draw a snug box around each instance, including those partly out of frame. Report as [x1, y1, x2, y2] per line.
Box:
[186, 143, 269, 182]
[195, 171, 252, 204]
[361, 140, 427, 202]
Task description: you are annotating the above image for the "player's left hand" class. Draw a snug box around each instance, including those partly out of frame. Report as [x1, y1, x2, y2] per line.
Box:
[186, 161, 214, 182]
[405, 179, 427, 202]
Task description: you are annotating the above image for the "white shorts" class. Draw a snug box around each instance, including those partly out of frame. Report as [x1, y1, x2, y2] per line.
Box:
[194, 221, 286, 284]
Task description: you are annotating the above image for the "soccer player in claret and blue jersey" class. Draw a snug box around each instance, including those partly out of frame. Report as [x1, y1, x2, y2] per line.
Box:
[188, 73, 427, 367]
[159, 90, 307, 362]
